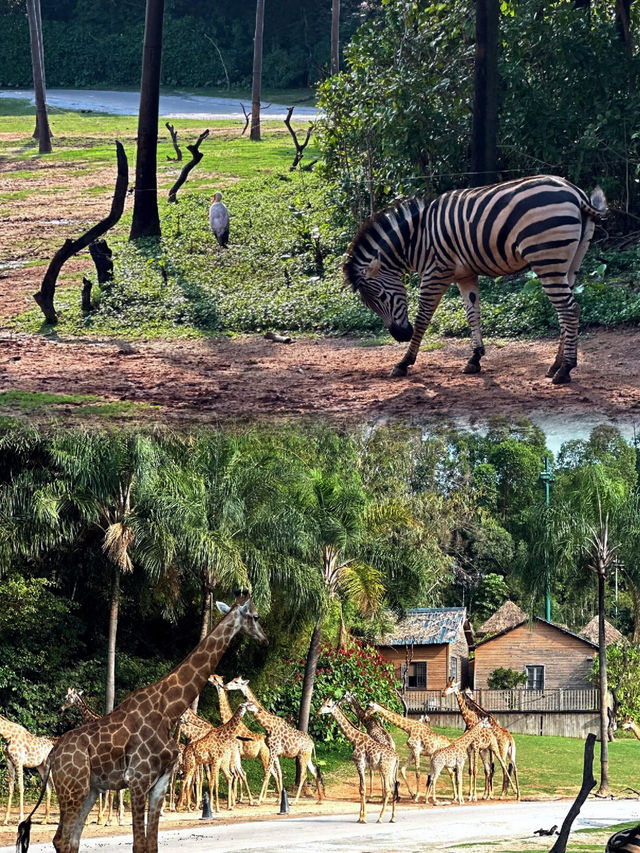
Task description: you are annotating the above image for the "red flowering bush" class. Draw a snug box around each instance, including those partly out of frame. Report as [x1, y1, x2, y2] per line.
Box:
[264, 640, 402, 744]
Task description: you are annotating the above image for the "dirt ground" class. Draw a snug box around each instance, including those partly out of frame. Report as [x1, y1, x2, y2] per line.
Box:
[1, 327, 640, 425]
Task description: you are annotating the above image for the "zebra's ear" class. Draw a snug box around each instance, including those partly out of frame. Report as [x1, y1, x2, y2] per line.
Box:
[366, 257, 381, 279]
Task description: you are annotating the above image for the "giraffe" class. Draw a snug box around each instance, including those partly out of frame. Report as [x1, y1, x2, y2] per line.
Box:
[0, 715, 55, 826]
[172, 708, 214, 812]
[176, 702, 257, 813]
[622, 715, 640, 741]
[343, 691, 394, 800]
[60, 688, 125, 826]
[428, 719, 493, 805]
[208, 674, 274, 799]
[365, 701, 450, 802]
[461, 685, 520, 800]
[17, 591, 268, 853]
[319, 697, 397, 824]
[225, 676, 324, 805]
[442, 678, 495, 801]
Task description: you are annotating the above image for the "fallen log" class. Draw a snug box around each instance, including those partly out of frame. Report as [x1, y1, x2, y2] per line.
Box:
[33, 141, 128, 323]
[168, 129, 209, 203]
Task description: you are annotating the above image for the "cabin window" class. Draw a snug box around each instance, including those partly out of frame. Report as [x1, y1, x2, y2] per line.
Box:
[450, 656, 458, 682]
[402, 661, 427, 689]
[526, 665, 544, 690]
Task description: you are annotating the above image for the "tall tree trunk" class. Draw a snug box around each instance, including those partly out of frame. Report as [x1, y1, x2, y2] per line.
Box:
[297, 620, 323, 734]
[597, 571, 611, 795]
[331, 0, 340, 75]
[616, 0, 633, 58]
[470, 0, 499, 187]
[129, 0, 165, 239]
[26, 0, 51, 154]
[191, 586, 212, 711]
[105, 564, 121, 714]
[250, 0, 265, 142]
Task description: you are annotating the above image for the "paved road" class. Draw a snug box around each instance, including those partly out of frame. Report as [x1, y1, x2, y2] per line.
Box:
[0, 89, 317, 120]
[3, 799, 637, 853]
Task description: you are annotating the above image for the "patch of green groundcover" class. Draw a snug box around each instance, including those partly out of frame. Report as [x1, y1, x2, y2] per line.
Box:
[498, 822, 639, 853]
[0, 391, 156, 418]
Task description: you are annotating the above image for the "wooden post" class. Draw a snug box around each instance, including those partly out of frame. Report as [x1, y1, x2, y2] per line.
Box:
[250, 0, 265, 141]
[26, 0, 51, 154]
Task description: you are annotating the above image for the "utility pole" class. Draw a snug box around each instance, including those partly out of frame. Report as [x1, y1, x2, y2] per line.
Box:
[540, 456, 555, 621]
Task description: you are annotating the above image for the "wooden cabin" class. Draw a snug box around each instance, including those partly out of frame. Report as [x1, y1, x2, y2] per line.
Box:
[474, 617, 598, 691]
[375, 607, 473, 692]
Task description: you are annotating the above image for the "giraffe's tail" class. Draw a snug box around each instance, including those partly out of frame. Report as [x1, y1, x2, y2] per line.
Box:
[16, 767, 50, 853]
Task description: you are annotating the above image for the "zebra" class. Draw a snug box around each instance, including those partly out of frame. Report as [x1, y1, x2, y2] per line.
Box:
[343, 175, 607, 384]
[606, 825, 640, 851]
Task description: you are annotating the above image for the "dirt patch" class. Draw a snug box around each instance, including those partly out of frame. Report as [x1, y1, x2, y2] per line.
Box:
[1, 328, 640, 425]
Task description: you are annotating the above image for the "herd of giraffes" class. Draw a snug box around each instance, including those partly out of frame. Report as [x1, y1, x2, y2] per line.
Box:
[5, 589, 618, 853]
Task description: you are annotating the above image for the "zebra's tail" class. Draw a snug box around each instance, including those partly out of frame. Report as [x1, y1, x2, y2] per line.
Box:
[16, 767, 51, 853]
[581, 186, 608, 220]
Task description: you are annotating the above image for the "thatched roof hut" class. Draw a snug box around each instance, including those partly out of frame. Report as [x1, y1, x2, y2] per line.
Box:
[579, 616, 625, 647]
[477, 600, 527, 637]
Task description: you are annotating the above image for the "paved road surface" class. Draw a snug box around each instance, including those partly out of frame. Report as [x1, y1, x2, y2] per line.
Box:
[2, 799, 637, 853]
[0, 89, 317, 120]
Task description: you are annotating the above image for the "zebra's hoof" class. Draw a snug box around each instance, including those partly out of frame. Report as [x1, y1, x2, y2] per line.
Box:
[551, 366, 572, 385]
[545, 362, 562, 378]
[462, 361, 481, 374]
[390, 364, 408, 378]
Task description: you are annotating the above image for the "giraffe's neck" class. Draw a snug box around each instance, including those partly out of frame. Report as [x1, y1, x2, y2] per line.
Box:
[152, 607, 242, 724]
[0, 714, 26, 741]
[215, 686, 233, 723]
[217, 705, 248, 738]
[349, 697, 366, 722]
[372, 704, 413, 733]
[454, 690, 478, 727]
[240, 684, 271, 717]
[75, 696, 100, 722]
[329, 706, 363, 746]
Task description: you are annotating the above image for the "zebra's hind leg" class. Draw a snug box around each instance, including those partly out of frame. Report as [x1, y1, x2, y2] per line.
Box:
[458, 277, 485, 374]
[536, 270, 580, 384]
[391, 279, 449, 377]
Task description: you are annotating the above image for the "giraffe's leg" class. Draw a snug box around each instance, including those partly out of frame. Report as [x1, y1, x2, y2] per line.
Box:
[53, 789, 98, 853]
[457, 277, 486, 374]
[260, 757, 279, 804]
[293, 755, 307, 804]
[118, 789, 126, 825]
[399, 762, 415, 801]
[367, 766, 373, 801]
[44, 777, 52, 824]
[308, 755, 324, 802]
[390, 763, 398, 822]
[95, 792, 104, 825]
[357, 765, 366, 823]
[17, 762, 24, 823]
[145, 769, 172, 853]
[457, 764, 465, 805]
[129, 788, 148, 853]
[391, 280, 450, 377]
[430, 766, 442, 805]
[3, 759, 15, 825]
[377, 772, 388, 823]
[412, 746, 422, 802]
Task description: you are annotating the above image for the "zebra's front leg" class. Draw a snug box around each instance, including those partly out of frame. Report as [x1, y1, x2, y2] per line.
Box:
[458, 277, 485, 374]
[390, 280, 449, 377]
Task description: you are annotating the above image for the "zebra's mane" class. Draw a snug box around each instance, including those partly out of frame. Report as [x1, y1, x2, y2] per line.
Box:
[343, 198, 427, 291]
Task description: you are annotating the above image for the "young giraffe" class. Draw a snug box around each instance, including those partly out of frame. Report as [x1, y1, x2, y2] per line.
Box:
[365, 701, 450, 802]
[461, 685, 520, 800]
[623, 715, 640, 741]
[60, 688, 125, 826]
[173, 708, 214, 812]
[343, 691, 394, 800]
[428, 719, 493, 805]
[225, 676, 324, 805]
[319, 697, 398, 824]
[17, 592, 268, 853]
[208, 674, 275, 799]
[0, 715, 55, 826]
[441, 678, 495, 801]
[176, 702, 257, 813]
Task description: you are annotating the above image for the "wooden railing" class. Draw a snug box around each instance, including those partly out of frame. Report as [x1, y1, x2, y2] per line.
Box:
[405, 688, 600, 714]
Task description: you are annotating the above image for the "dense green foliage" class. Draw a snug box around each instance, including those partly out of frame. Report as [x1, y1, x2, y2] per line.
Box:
[318, 0, 640, 228]
[487, 666, 528, 689]
[591, 644, 640, 719]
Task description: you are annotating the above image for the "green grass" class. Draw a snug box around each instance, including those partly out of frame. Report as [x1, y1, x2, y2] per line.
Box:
[0, 390, 157, 419]
[497, 822, 639, 853]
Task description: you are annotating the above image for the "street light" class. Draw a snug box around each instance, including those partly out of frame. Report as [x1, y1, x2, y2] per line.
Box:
[539, 456, 555, 622]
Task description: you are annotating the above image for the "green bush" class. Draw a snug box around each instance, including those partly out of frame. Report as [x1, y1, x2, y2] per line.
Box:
[487, 666, 528, 689]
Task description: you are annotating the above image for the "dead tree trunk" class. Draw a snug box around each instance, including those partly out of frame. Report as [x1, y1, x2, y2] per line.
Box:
[34, 142, 128, 323]
[331, 0, 340, 74]
[284, 107, 313, 170]
[167, 129, 209, 203]
[165, 122, 182, 161]
[27, 0, 51, 153]
[549, 734, 597, 853]
[250, 0, 265, 141]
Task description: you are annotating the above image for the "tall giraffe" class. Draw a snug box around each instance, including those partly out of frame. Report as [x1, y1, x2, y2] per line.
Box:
[225, 676, 324, 805]
[461, 685, 520, 800]
[17, 592, 268, 853]
[208, 674, 274, 798]
[0, 715, 55, 826]
[60, 688, 125, 826]
[428, 719, 493, 805]
[442, 678, 494, 800]
[177, 702, 257, 813]
[343, 691, 394, 799]
[623, 715, 640, 741]
[319, 697, 397, 824]
[365, 701, 450, 801]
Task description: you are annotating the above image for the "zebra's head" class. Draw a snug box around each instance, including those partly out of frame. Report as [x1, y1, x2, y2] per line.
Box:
[344, 254, 414, 343]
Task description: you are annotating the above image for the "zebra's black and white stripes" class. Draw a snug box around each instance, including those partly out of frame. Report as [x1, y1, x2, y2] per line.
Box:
[344, 175, 607, 384]
[606, 825, 640, 852]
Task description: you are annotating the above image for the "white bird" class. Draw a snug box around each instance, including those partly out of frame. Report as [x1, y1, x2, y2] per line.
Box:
[209, 191, 230, 248]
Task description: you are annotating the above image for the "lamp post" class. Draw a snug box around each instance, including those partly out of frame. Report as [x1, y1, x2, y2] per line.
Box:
[539, 456, 555, 621]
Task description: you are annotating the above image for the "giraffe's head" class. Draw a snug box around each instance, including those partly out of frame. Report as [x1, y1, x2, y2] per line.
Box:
[240, 700, 259, 715]
[225, 676, 251, 697]
[318, 696, 338, 715]
[442, 677, 458, 698]
[365, 701, 381, 715]
[216, 590, 268, 646]
[208, 674, 225, 689]
[60, 687, 83, 713]
[622, 715, 635, 730]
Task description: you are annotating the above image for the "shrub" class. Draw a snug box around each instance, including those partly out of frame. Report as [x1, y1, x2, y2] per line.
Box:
[487, 667, 528, 689]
